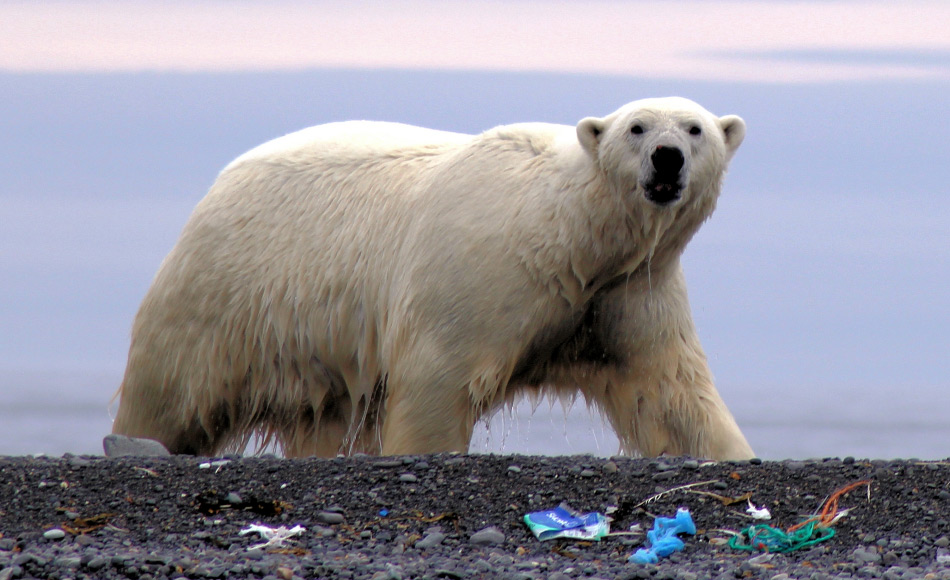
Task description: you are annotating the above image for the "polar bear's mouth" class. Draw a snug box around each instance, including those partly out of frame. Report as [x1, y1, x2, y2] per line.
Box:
[644, 145, 685, 206]
[644, 181, 683, 206]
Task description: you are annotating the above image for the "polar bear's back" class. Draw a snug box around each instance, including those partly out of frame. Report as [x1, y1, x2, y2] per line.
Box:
[134, 122, 483, 401]
[226, 121, 474, 170]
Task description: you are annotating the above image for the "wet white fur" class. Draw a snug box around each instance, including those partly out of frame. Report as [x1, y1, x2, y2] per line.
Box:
[112, 97, 754, 460]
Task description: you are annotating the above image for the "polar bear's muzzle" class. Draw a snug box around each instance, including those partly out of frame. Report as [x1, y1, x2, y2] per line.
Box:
[644, 145, 685, 206]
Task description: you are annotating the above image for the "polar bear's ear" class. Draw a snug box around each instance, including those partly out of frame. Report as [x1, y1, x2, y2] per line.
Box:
[719, 115, 746, 158]
[577, 117, 605, 156]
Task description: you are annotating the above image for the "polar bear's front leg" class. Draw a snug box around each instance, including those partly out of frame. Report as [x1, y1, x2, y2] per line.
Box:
[378, 347, 481, 454]
[379, 384, 476, 454]
[591, 263, 754, 461]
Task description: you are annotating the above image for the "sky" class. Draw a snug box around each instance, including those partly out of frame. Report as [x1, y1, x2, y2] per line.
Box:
[1, 1, 949, 458]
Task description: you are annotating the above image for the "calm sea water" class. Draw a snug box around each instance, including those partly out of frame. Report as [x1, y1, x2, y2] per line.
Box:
[2, 369, 947, 460]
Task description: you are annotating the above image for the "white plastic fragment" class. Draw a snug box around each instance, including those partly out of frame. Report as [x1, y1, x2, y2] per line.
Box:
[198, 459, 231, 470]
[826, 507, 851, 525]
[239, 523, 307, 550]
[746, 499, 771, 520]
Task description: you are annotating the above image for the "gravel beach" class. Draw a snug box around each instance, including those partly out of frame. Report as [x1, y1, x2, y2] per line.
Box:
[2, 453, 950, 579]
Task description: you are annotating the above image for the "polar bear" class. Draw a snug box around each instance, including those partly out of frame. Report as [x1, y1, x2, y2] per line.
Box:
[112, 97, 754, 460]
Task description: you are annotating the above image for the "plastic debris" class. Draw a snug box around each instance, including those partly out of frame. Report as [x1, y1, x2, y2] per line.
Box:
[730, 480, 870, 554]
[629, 508, 697, 564]
[729, 521, 833, 553]
[746, 499, 772, 520]
[523, 502, 610, 541]
[239, 523, 306, 550]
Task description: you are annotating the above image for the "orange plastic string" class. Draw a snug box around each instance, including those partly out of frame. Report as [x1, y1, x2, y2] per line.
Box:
[787, 479, 870, 533]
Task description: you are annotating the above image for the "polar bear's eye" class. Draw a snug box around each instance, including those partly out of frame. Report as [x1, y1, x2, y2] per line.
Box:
[631, 125, 644, 135]
[689, 126, 702, 136]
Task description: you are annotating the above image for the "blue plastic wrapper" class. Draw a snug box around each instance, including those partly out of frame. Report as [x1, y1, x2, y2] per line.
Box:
[629, 508, 696, 564]
[523, 502, 610, 541]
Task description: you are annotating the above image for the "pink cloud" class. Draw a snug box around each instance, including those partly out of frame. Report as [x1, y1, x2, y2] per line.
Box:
[3, 0, 949, 82]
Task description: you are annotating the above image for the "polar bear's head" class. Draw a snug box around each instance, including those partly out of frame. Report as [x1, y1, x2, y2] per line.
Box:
[576, 97, 745, 208]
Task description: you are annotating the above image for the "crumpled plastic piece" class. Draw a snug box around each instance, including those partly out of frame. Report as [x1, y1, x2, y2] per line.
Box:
[746, 499, 772, 520]
[239, 523, 306, 550]
[629, 508, 696, 564]
[523, 502, 610, 541]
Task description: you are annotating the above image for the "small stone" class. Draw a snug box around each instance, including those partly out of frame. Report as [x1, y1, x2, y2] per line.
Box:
[398, 473, 418, 483]
[415, 532, 446, 549]
[0, 538, 15, 551]
[853, 547, 882, 564]
[470, 526, 505, 545]
[749, 457, 763, 465]
[224, 492, 242, 504]
[935, 536, 950, 548]
[652, 470, 677, 481]
[507, 465, 522, 474]
[67, 456, 91, 468]
[102, 434, 171, 457]
[682, 460, 700, 470]
[579, 469, 596, 478]
[785, 461, 805, 471]
[53, 556, 81, 568]
[360, 530, 372, 539]
[276, 566, 294, 580]
[373, 460, 404, 468]
[0, 566, 22, 580]
[84, 556, 108, 571]
[316, 511, 345, 525]
[603, 460, 619, 474]
[43, 528, 66, 540]
[843, 456, 856, 464]
[12, 555, 33, 567]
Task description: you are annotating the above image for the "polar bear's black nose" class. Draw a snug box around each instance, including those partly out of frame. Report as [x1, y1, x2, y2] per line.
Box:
[651, 146, 684, 176]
